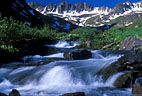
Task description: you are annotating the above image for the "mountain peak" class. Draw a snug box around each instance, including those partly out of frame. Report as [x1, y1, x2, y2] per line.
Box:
[28, 1, 142, 27]
[110, 2, 131, 15]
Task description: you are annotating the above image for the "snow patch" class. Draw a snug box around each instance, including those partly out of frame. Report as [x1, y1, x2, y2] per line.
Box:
[125, 22, 133, 26]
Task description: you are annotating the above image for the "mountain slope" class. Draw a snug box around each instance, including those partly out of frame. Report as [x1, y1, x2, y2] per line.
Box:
[28, 1, 142, 27]
[0, 0, 77, 32]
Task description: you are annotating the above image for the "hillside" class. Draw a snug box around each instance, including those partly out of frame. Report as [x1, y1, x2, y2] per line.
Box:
[0, 0, 77, 32]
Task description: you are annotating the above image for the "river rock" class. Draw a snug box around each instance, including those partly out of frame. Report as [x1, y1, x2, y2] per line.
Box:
[120, 36, 142, 50]
[9, 89, 21, 96]
[113, 72, 142, 88]
[64, 49, 92, 60]
[98, 49, 142, 80]
[61, 92, 86, 96]
[0, 93, 7, 96]
[113, 72, 134, 88]
[132, 77, 142, 95]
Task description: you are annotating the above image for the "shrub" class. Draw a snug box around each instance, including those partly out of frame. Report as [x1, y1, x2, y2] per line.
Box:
[0, 13, 57, 53]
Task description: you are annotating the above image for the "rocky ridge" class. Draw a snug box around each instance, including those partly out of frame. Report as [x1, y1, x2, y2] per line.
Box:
[28, 1, 142, 27]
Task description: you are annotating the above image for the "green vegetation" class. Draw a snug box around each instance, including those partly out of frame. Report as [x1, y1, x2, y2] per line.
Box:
[1, 12, 142, 57]
[57, 19, 142, 49]
[0, 14, 57, 54]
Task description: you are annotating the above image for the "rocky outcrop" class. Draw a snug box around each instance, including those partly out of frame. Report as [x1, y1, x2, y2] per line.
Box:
[61, 92, 86, 96]
[57, 1, 75, 13]
[132, 77, 142, 95]
[109, 2, 131, 15]
[97, 50, 142, 88]
[98, 6, 111, 12]
[120, 37, 142, 50]
[29, 1, 93, 14]
[64, 50, 92, 60]
[74, 3, 93, 12]
[28, 1, 142, 27]
[28, 2, 45, 11]
[97, 50, 142, 81]
[46, 3, 57, 12]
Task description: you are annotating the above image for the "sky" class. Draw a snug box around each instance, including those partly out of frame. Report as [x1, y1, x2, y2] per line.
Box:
[26, 0, 142, 8]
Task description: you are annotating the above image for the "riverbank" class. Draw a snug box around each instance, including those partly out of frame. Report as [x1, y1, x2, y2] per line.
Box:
[0, 39, 54, 64]
[1, 12, 142, 64]
[0, 14, 56, 64]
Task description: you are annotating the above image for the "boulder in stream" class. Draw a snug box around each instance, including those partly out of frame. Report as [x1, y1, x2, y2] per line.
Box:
[61, 92, 86, 96]
[64, 49, 92, 60]
[112, 72, 142, 88]
[98, 50, 142, 78]
[113, 72, 134, 88]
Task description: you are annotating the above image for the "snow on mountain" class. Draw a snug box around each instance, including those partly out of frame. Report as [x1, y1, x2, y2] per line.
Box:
[28, 1, 142, 27]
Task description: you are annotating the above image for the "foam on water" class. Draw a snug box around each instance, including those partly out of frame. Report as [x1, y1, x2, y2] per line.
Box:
[22, 52, 64, 64]
[46, 40, 81, 48]
[0, 50, 130, 96]
[45, 53, 64, 58]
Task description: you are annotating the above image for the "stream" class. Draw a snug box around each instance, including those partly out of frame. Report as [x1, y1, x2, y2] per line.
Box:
[0, 40, 131, 96]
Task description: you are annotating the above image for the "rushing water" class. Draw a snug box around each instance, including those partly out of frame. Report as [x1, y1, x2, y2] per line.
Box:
[0, 40, 131, 96]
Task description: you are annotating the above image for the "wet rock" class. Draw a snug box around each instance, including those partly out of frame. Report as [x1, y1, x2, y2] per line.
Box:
[135, 51, 142, 63]
[97, 50, 142, 81]
[9, 89, 21, 96]
[113, 72, 142, 88]
[132, 77, 142, 95]
[118, 51, 137, 64]
[118, 51, 142, 71]
[120, 37, 142, 50]
[113, 72, 134, 88]
[0, 93, 7, 96]
[64, 49, 92, 60]
[61, 92, 86, 96]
